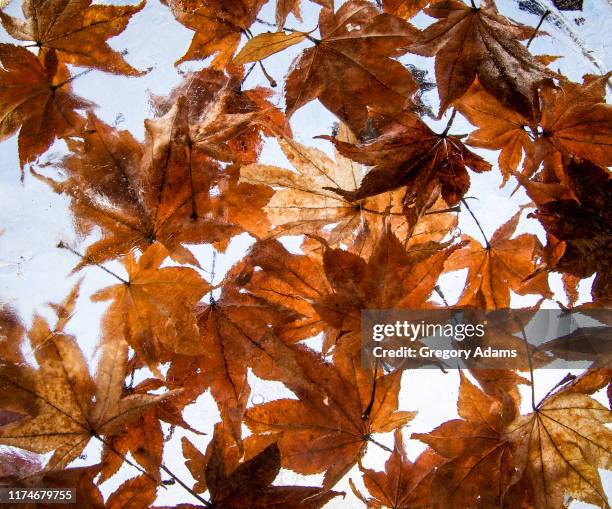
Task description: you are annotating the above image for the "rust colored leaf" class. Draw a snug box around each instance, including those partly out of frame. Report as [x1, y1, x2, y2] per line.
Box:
[535, 72, 612, 171]
[0, 285, 176, 470]
[35, 89, 273, 267]
[0, 0, 144, 75]
[351, 429, 443, 508]
[0, 45, 89, 167]
[172, 425, 340, 508]
[505, 375, 612, 509]
[285, 0, 418, 134]
[162, 0, 268, 68]
[323, 109, 491, 230]
[445, 210, 551, 309]
[456, 78, 534, 184]
[246, 344, 415, 489]
[107, 475, 157, 509]
[414, 372, 519, 508]
[240, 126, 434, 250]
[92, 243, 209, 371]
[521, 158, 611, 301]
[406, 0, 554, 116]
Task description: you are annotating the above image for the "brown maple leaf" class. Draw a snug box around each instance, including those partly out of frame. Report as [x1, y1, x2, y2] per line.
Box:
[150, 68, 289, 165]
[0, 0, 144, 75]
[0, 45, 89, 167]
[315, 228, 461, 357]
[161, 0, 267, 68]
[406, 0, 554, 116]
[92, 243, 209, 372]
[237, 237, 332, 344]
[531, 72, 612, 176]
[241, 127, 400, 240]
[519, 158, 611, 302]
[0, 285, 176, 470]
[169, 425, 341, 508]
[285, 0, 418, 135]
[350, 429, 443, 508]
[505, 371, 612, 509]
[322, 108, 491, 230]
[35, 95, 272, 267]
[99, 375, 203, 483]
[414, 372, 520, 508]
[445, 210, 551, 309]
[166, 282, 298, 446]
[456, 78, 535, 185]
[246, 344, 416, 490]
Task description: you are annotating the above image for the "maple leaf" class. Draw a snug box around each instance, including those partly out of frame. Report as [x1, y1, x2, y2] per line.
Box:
[237, 237, 332, 344]
[240, 126, 417, 247]
[246, 344, 416, 489]
[285, 0, 419, 135]
[166, 282, 298, 446]
[0, 0, 145, 75]
[315, 229, 461, 357]
[530, 72, 612, 176]
[169, 425, 341, 508]
[0, 285, 176, 470]
[350, 429, 443, 508]
[414, 372, 520, 508]
[323, 108, 491, 230]
[35, 96, 272, 267]
[456, 78, 535, 184]
[406, 0, 554, 117]
[505, 372, 612, 509]
[98, 372, 203, 483]
[150, 68, 289, 165]
[161, 0, 268, 68]
[92, 243, 209, 372]
[0, 45, 89, 167]
[445, 210, 551, 309]
[519, 158, 611, 301]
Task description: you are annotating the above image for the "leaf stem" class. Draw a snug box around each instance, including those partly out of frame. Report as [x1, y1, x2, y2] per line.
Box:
[160, 463, 213, 507]
[241, 62, 257, 85]
[460, 198, 490, 249]
[361, 361, 378, 422]
[536, 372, 576, 408]
[52, 68, 93, 91]
[526, 10, 551, 49]
[434, 285, 450, 307]
[514, 315, 536, 411]
[258, 60, 277, 87]
[57, 241, 129, 284]
[440, 109, 457, 137]
[365, 434, 393, 453]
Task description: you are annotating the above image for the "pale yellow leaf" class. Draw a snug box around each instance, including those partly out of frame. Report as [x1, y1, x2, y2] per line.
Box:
[233, 31, 307, 65]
